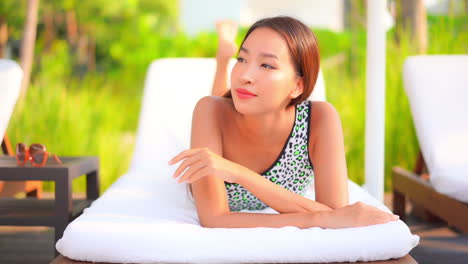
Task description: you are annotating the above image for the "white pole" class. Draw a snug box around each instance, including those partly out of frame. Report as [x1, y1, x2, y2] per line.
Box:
[364, 0, 387, 202]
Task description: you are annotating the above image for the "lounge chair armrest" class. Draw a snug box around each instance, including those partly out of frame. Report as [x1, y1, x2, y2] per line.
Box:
[392, 166, 432, 192]
[392, 166, 468, 233]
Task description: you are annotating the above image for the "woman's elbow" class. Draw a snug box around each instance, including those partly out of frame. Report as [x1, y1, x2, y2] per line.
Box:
[198, 212, 230, 228]
[199, 217, 217, 228]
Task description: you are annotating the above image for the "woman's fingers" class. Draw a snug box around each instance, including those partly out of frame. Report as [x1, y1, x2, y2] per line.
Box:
[168, 150, 191, 165]
[172, 155, 200, 179]
[168, 148, 221, 184]
[168, 148, 203, 165]
[186, 167, 211, 183]
[352, 202, 400, 226]
[374, 210, 399, 224]
[177, 162, 207, 183]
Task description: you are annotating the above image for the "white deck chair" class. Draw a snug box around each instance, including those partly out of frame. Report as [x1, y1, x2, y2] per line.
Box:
[393, 55, 468, 233]
[0, 59, 22, 152]
[56, 58, 419, 264]
[0, 59, 42, 198]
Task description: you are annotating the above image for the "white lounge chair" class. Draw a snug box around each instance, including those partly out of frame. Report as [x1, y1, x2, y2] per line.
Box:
[393, 55, 468, 233]
[0, 59, 22, 155]
[0, 59, 42, 198]
[55, 58, 419, 263]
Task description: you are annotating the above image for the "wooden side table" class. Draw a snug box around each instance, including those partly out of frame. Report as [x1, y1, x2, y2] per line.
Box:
[0, 156, 99, 256]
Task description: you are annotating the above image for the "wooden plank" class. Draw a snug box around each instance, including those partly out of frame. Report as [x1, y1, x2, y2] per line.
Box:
[0, 156, 98, 181]
[0, 198, 92, 226]
[69, 157, 99, 180]
[50, 254, 418, 264]
[392, 166, 468, 233]
[0, 156, 84, 166]
[393, 190, 406, 221]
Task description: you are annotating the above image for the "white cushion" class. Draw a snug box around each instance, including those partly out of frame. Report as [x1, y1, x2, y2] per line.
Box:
[403, 55, 468, 203]
[57, 170, 418, 263]
[0, 59, 22, 139]
[57, 58, 418, 263]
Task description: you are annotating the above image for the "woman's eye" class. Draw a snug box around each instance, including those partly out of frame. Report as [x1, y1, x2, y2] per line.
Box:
[261, 64, 275, 69]
[236, 57, 246, 63]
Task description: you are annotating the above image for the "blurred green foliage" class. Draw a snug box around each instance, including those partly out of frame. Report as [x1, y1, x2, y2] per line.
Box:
[1, 0, 467, 195]
[325, 15, 468, 189]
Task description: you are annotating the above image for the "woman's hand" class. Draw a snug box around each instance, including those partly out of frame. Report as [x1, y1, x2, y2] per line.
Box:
[168, 148, 244, 184]
[318, 201, 400, 229]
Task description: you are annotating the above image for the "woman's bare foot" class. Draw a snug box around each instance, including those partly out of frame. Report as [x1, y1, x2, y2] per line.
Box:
[216, 20, 238, 61]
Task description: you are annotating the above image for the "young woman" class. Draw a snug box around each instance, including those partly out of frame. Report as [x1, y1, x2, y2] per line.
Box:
[169, 16, 399, 229]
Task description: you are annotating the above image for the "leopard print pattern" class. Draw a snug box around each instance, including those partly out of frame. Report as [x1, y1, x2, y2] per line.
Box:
[225, 100, 314, 211]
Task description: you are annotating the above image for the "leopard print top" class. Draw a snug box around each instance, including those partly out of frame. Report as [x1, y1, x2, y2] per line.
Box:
[225, 100, 314, 211]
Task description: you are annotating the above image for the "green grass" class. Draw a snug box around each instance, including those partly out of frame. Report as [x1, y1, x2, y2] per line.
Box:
[6, 15, 468, 193]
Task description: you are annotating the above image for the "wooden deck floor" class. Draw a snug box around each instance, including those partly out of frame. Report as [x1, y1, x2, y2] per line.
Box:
[0, 192, 467, 264]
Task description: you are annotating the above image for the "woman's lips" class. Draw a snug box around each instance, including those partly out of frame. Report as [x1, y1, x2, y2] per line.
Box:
[236, 88, 257, 99]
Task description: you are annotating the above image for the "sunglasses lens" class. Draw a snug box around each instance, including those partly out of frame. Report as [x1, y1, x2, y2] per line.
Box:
[30, 144, 46, 164]
[32, 152, 45, 164]
[16, 143, 26, 161]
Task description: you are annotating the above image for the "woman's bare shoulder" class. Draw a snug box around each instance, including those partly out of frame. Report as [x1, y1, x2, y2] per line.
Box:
[309, 101, 342, 142]
[195, 95, 233, 111]
[194, 96, 235, 118]
[310, 101, 340, 123]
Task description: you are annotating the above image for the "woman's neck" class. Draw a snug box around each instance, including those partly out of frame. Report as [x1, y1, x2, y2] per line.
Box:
[234, 104, 296, 145]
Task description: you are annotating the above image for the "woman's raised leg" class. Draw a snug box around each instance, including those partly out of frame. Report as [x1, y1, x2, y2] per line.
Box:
[211, 20, 238, 96]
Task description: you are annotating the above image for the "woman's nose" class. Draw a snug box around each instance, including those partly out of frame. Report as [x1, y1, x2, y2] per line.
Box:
[238, 64, 255, 84]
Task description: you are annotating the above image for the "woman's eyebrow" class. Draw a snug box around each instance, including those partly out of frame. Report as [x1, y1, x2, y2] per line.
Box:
[239, 47, 279, 59]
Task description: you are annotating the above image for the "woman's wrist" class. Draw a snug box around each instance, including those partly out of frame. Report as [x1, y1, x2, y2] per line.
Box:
[231, 164, 251, 184]
[307, 210, 333, 229]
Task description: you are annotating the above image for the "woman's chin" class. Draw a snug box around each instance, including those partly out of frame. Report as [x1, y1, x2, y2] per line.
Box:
[232, 100, 247, 114]
[232, 99, 255, 115]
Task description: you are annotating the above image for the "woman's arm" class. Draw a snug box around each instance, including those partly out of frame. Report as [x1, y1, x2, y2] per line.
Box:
[174, 145, 332, 215]
[235, 168, 332, 214]
[203, 211, 317, 229]
[309, 102, 349, 209]
[205, 202, 399, 229]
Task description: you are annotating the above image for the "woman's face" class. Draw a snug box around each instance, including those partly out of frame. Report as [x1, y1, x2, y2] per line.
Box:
[230, 27, 303, 115]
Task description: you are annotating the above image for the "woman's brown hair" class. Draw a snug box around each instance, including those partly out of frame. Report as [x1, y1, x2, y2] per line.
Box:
[223, 16, 320, 106]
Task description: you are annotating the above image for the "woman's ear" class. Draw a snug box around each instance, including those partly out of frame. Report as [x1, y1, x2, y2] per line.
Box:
[289, 77, 304, 99]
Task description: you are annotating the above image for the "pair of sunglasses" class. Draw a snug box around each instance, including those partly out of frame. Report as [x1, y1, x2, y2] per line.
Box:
[16, 143, 63, 167]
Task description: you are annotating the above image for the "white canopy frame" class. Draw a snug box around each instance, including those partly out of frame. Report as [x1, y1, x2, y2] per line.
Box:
[364, 0, 387, 202]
